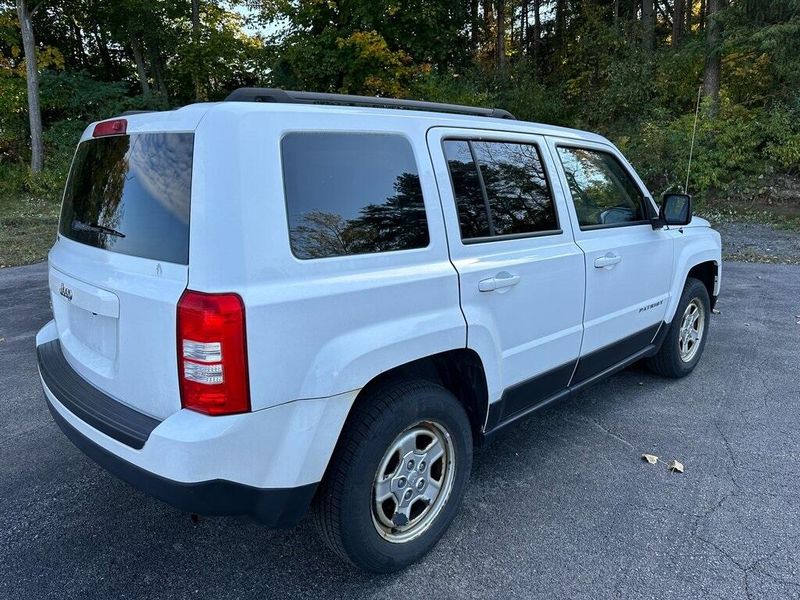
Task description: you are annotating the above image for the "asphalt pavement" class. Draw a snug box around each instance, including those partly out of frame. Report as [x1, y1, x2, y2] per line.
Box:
[1, 261, 799, 599]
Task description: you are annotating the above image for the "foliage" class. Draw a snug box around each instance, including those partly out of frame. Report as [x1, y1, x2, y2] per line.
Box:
[1, 0, 800, 266]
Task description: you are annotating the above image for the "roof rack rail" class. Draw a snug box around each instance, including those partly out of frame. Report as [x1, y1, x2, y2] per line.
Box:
[224, 87, 516, 120]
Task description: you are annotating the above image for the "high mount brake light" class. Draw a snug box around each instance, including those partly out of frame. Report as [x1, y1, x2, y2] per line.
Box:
[177, 290, 251, 416]
[93, 119, 127, 138]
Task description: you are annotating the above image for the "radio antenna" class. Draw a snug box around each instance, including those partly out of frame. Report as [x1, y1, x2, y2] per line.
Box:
[685, 85, 702, 194]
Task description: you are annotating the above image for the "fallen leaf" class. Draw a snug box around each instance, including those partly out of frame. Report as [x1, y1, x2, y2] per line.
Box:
[744, 323, 750, 327]
[642, 454, 659, 465]
[712, 308, 721, 315]
[668, 460, 684, 473]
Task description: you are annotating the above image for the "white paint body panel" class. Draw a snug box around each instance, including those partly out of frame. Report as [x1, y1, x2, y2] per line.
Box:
[38, 319, 354, 488]
[427, 127, 585, 404]
[37, 101, 722, 492]
[189, 108, 465, 408]
[48, 240, 188, 419]
[544, 137, 675, 354]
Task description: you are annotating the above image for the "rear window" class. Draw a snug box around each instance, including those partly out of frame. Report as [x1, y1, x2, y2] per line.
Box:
[59, 133, 194, 265]
[282, 133, 429, 260]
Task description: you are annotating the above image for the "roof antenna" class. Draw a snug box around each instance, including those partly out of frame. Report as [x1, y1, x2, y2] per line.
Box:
[685, 85, 703, 194]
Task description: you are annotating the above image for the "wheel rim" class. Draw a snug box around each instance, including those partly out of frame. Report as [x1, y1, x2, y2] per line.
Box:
[371, 420, 456, 544]
[678, 298, 705, 363]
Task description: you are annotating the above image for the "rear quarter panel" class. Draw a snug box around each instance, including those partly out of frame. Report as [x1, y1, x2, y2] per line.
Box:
[190, 106, 466, 410]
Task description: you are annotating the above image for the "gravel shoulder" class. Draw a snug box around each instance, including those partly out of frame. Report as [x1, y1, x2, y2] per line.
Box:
[715, 222, 800, 265]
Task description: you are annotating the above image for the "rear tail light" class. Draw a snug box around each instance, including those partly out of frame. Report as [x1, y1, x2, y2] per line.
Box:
[177, 290, 250, 415]
[93, 118, 127, 137]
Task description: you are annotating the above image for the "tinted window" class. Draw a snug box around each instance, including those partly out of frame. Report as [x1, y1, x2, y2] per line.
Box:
[282, 133, 429, 259]
[556, 147, 647, 228]
[444, 140, 558, 241]
[472, 141, 558, 236]
[443, 140, 490, 239]
[60, 133, 193, 264]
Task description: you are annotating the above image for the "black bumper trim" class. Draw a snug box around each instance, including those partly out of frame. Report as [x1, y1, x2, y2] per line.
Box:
[44, 394, 318, 527]
[37, 340, 160, 449]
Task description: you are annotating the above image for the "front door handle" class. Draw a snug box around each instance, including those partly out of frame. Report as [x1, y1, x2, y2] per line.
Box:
[594, 253, 622, 269]
[479, 272, 521, 292]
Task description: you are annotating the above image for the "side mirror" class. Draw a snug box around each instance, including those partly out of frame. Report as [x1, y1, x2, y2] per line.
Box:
[658, 193, 692, 227]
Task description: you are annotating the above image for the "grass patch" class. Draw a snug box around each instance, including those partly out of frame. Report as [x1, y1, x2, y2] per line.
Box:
[0, 182, 62, 268]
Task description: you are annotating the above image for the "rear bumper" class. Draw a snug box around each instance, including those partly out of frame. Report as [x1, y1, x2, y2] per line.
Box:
[45, 394, 316, 527]
[36, 320, 356, 527]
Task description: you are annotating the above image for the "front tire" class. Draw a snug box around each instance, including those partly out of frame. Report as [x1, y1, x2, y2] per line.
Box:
[647, 277, 711, 378]
[313, 379, 472, 573]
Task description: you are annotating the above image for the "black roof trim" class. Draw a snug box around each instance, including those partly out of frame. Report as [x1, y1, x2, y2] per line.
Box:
[224, 87, 516, 120]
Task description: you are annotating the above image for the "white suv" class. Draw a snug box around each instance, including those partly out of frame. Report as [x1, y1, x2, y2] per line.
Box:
[36, 88, 721, 573]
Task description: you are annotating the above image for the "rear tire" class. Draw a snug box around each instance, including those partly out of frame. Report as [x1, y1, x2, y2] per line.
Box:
[313, 379, 472, 573]
[647, 277, 710, 378]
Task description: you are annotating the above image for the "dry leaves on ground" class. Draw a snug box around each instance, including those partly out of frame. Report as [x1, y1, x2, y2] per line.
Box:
[668, 460, 684, 473]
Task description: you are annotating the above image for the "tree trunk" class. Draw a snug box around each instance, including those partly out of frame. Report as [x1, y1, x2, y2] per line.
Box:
[533, 0, 542, 62]
[521, 0, 528, 53]
[148, 42, 169, 98]
[495, 0, 505, 70]
[686, 0, 693, 32]
[642, 0, 655, 50]
[70, 18, 87, 67]
[699, 0, 706, 30]
[672, 0, 685, 46]
[614, 0, 620, 27]
[95, 26, 115, 75]
[555, 0, 566, 46]
[470, 0, 479, 50]
[191, 0, 204, 101]
[129, 34, 151, 96]
[16, 0, 43, 172]
[702, 0, 722, 115]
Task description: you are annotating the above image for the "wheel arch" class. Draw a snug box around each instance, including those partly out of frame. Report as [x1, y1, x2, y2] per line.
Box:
[665, 231, 722, 322]
[321, 349, 490, 484]
[687, 260, 719, 310]
[313, 349, 490, 506]
[353, 349, 490, 443]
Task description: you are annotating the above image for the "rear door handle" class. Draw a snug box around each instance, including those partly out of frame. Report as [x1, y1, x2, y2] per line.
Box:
[479, 272, 521, 292]
[594, 253, 622, 269]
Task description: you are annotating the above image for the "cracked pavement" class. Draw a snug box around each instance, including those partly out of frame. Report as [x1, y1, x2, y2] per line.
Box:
[1, 261, 799, 599]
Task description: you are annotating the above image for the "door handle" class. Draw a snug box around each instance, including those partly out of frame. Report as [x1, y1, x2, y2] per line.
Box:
[594, 253, 622, 269]
[479, 272, 521, 292]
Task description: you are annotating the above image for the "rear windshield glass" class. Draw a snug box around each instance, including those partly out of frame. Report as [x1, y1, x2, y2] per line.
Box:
[59, 133, 194, 264]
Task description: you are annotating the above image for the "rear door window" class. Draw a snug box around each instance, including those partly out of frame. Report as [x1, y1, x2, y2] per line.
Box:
[444, 139, 559, 241]
[60, 133, 194, 264]
[282, 133, 429, 259]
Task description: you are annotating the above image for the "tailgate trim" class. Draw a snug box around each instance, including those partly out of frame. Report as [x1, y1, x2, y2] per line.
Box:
[49, 267, 120, 318]
[37, 340, 161, 449]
